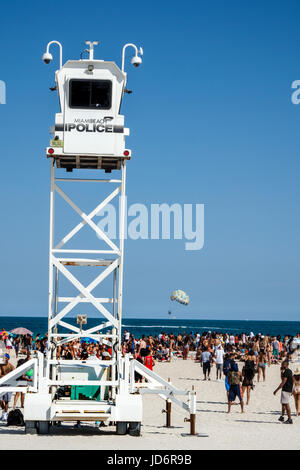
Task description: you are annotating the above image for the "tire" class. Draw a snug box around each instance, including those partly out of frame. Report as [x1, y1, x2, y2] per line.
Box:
[116, 421, 128, 435]
[25, 421, 37, 435]
[37, 421, 50, 435]
[128, 421, 141, 436]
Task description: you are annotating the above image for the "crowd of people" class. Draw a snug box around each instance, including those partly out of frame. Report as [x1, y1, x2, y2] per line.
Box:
[122, 329, 300, 422]
[0, 327, 299, 424]
[0, 331, 48, 357]
[1, 328, 298, 364]
[122, 329, 299, 365]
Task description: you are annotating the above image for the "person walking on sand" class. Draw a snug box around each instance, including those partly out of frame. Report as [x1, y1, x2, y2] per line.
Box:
[214, 344, 224, 381]
[266, 339, 272, 366]
[201, 346, 212, 381]
[292, 367, 300, 417]
[227, 361, 244, 414]
[272, 337, 280, 363]
[242, 351, 256, 406]
[257, 349, 267, 382]
[274, 360, 293, 424]
[182, 336, 190, 360]
[223, 353, 233, 400]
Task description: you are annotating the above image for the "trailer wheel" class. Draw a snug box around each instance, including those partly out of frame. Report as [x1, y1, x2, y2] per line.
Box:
[37, 421, 50, 435]
[25, 421, 37, 435]
[116, 421, 128, 435]
[128, 421, 141, 436]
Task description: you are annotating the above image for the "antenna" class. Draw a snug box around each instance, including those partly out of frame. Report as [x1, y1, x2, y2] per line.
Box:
[85, 41, 99, 60]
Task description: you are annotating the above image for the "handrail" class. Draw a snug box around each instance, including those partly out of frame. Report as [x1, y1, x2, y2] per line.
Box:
[0, 358, 37, 386]
[0, 357, 39, 393]
[130, 359, 183, 393]
[129, 359, 193, 413]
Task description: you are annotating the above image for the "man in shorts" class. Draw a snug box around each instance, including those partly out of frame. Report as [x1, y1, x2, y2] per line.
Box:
[227, 361, 244, 414]
[274, 360, 293, 424]
[0, 354, 15, 421]
[214, 345, 224, 381]
[200, 347, 212, 381]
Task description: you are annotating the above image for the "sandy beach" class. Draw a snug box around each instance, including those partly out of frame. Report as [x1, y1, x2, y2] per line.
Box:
[0, 356, 299, 450]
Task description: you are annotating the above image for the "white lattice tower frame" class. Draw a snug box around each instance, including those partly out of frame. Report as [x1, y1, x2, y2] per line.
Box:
[47, 157, 127, 381]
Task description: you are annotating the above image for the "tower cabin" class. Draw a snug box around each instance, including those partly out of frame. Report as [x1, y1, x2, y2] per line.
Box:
[46, 42, 133, 172]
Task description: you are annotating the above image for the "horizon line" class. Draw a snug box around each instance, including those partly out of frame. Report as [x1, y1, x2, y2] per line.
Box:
[0, 314, 299, 323]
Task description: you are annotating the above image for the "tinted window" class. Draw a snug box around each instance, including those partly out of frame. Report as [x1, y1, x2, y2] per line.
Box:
[69, 79, 112, 109]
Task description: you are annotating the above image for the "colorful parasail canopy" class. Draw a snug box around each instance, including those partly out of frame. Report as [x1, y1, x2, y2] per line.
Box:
[170, 290, 189, 306]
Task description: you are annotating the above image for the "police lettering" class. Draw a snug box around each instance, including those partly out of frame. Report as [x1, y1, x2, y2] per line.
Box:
[65, 123, 123, 133]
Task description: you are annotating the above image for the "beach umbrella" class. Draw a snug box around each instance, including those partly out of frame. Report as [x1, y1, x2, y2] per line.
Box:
[170, 289, 189, 306]
[10, 327, 33, 335]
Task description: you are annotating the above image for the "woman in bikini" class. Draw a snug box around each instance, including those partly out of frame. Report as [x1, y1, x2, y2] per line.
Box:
[257, 349, 267, 382]
[266, 339, 272, 367]
[293, 367, 300, 416]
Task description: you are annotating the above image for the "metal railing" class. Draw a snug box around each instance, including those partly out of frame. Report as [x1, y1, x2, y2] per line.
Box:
[128, 358, 195, 414]
[0, 353, 44, 393]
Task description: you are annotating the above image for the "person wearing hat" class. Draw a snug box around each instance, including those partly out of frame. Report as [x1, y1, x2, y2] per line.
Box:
[293, 367, 300, 416]
[0, 353, 15, 421]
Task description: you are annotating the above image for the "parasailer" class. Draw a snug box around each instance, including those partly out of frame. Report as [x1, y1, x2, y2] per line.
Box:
[170, 290, 189, 306]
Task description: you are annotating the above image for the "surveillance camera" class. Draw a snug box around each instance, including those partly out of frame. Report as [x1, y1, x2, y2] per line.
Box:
[131, 55, 142, 68]
[42, 52, 53, 64]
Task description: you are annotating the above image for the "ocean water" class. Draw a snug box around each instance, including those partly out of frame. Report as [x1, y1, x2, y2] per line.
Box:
[0, 316, 300, 339]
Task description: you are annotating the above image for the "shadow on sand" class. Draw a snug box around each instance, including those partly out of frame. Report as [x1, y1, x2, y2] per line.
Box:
[235, 419, 279, 425]
[196, 409, 228, 414]
[197, 400, 227, 405]
[0, 422, 118, 437]
[0, 424, 25, 435]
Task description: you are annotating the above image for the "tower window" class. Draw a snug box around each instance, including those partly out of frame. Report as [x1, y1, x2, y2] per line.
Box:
[69, 79, 112, 109]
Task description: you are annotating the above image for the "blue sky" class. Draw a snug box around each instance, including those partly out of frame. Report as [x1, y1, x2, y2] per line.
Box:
[0, 0, 299, 320]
